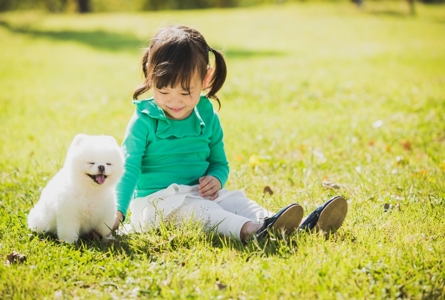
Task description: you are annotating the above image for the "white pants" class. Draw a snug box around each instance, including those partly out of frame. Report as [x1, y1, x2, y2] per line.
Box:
[129, 184, 274, 241]
[172, 192, 275, 240]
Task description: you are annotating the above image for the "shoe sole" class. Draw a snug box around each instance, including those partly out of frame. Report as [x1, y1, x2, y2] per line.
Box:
[315, 196, 348, 233]
[271, 204, 304, 234]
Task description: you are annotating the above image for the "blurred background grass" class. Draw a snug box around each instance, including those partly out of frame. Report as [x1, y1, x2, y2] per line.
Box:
[1, 1, 445, 298]
[1, 0, 443, 13]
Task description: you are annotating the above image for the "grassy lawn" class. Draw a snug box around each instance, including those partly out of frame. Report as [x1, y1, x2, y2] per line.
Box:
[1, 1, 445, 299]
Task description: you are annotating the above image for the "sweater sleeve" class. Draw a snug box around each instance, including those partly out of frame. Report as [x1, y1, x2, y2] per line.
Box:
[206, 113, 229, 187]
[116, 109, 151, 218]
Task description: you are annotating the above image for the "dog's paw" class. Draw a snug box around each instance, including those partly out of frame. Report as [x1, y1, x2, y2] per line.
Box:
[57, 231, 79, 244]
[59, 237, 78, 244]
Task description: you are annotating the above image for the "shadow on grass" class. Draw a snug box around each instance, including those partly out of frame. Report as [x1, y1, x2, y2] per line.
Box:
[0, 20, 143, 52]
[0, 20, 287, 58]
[366, 9, 413, 18]
[28, 227, 350, 260]
[28, 230, 290, 256]
[222, 48, 287, 60]
[367, 9, 445, 24]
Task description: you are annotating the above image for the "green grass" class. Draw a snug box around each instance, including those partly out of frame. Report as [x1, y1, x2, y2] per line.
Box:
[1, 1, 445, 299]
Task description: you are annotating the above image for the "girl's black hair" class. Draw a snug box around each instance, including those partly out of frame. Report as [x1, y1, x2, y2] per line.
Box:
[133, 25, 227, 108]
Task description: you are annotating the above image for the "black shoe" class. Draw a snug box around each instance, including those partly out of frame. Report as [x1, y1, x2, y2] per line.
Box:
[255, 203, 304, 239]
[299, 196, 348, 233]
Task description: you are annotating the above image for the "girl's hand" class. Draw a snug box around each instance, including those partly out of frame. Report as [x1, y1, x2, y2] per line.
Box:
[112, 211, 124, 231]
[199, 176, 221, 200]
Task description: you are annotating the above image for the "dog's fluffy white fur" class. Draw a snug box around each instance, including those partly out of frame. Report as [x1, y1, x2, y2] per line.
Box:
[27, 134, 124, 243]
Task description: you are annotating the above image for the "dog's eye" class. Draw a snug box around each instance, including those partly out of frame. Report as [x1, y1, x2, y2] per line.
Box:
[106, 163, 112, 166]
[87, 162, 95, 165]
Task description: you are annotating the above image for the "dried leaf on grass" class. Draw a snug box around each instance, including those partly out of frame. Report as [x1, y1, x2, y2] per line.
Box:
[5, 251, 26, 265]
[384, 203, 401, 213]
[215, 280, 227, 290]
[263, 186, 274, 195]
[400, 139, 412, 151]
[322, 180, 344, 190]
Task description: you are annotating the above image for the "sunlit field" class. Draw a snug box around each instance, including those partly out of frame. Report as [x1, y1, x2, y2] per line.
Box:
[1, 2, 445, 299]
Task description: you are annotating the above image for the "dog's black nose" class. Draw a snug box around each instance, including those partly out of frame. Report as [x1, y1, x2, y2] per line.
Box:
[98, 165, 105, 173]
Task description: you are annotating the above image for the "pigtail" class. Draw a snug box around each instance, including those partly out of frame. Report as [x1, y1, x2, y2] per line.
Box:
[206, 48, 227, 109]
[133, 48, 152, 100]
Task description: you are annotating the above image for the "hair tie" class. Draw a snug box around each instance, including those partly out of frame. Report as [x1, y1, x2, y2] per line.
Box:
[207, 46, 212, 53]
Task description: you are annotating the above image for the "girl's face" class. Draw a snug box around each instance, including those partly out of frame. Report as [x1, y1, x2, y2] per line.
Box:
[153, 71, 210, 120]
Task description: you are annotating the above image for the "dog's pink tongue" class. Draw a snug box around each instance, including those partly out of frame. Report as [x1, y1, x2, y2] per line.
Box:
[96, 174, 106, 184]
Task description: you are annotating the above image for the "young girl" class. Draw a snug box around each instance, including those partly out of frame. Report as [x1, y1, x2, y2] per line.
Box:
[112, 25, 348, 242]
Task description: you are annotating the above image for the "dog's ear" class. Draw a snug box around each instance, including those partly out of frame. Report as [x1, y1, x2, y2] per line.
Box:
[71, 133, 89, 147]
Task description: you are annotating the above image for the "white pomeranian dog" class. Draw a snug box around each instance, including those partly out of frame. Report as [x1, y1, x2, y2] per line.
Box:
[27, 134, 124, 243]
